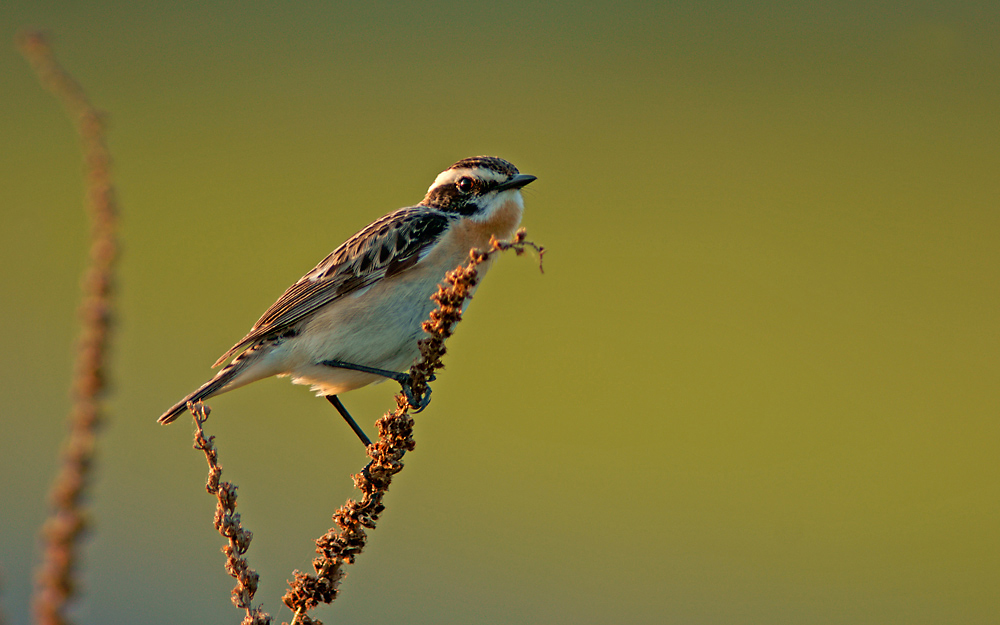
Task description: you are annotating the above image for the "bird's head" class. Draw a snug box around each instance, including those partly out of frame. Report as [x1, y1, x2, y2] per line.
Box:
[421, 156, 536, 222]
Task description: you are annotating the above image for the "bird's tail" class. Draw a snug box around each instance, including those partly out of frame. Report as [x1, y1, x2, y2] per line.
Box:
[157, 356, 255, 424]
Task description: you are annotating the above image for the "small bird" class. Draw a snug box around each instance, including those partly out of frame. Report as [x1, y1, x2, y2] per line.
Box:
[158, 156, 535, 445]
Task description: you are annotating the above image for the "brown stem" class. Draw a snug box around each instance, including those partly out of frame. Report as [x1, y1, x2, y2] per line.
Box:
[280, 229, 543, 625]
[190, 402, 273, 625]
[17, 31, 119, 625]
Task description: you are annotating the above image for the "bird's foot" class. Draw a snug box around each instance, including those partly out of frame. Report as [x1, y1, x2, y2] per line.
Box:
[399, 373, 434, 413]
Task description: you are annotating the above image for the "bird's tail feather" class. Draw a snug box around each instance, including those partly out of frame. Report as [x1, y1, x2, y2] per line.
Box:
[157, 356, 254, 424]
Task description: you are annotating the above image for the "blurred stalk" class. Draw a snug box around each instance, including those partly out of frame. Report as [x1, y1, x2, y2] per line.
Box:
[17, 31, 119, 625]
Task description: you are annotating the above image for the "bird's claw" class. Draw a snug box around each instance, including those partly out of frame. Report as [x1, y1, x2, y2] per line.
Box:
[401, 375, 433, 413]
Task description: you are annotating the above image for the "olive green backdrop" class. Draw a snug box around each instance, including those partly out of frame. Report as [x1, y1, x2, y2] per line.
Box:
[2, 2, 997, 624]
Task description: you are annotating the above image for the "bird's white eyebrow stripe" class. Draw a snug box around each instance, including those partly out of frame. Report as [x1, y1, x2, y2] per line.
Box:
[428, 167, 509, 193]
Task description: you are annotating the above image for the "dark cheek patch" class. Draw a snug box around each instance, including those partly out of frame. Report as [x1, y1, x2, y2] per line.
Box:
[423, 185, 482, 216]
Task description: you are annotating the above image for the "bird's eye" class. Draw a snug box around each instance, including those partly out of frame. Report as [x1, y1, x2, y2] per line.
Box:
[456, 177, 474, 194]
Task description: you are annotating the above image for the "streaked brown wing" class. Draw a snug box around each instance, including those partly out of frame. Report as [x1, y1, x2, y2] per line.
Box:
[212, 207, 451, 366]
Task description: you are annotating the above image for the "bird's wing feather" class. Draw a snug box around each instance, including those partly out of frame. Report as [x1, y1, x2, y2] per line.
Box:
[212, 207, 452, 367]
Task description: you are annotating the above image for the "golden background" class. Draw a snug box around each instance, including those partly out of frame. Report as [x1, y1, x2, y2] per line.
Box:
[2, 2, 997, 623]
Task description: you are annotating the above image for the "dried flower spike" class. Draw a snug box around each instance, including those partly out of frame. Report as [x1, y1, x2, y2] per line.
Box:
[281, 230, 542, 625]
[190, 402, 272, 625]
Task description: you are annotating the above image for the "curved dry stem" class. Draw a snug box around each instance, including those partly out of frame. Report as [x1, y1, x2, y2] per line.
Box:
[17, 31, 119, 625]
[189, 403, 273, 625]
[280, 229, 543, 625]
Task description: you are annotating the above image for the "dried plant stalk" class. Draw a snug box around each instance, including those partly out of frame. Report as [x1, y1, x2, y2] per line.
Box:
[182, 231, 541, 625]
[17, 31, 119, 625]
[281, 229, 543, 625]
[190, 403, 273, 625]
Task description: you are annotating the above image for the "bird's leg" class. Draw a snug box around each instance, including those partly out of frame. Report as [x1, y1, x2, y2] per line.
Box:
[319, 359, 433, 412]
[326, 395, 372, 448]
[325, 396, 378, 482]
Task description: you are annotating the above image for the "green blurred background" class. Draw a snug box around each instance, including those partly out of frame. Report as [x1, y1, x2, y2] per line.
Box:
[2, 1, 998, 623]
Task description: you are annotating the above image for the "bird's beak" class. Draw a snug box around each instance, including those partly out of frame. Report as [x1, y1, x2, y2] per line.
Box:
[495, 174, 537, 192]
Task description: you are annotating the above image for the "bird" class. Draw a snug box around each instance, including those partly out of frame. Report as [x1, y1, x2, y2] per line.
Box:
[158, 156, 535, 446]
